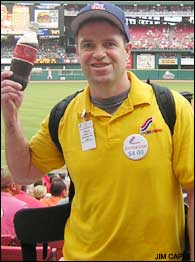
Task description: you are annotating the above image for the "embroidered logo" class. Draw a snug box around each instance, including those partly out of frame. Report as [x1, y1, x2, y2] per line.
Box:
[91, 3, 105, 10]
[140, 117, 153, 133]
[140, 117, 163, 135]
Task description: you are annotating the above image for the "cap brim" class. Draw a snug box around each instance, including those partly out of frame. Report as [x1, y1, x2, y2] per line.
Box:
[71, 10, 125, 36]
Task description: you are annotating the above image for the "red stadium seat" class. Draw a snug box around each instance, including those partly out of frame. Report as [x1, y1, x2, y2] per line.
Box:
[1, 246, 23, 261]
[1, 234, 13, 246]
[1, 245, 52, 261]
[48, 240, 64, 260]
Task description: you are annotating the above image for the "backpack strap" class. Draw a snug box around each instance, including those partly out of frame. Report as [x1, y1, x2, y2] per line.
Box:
[151, 83, 176, 135]
[49, 89, 83, 153]
[48, 89, 83, 203]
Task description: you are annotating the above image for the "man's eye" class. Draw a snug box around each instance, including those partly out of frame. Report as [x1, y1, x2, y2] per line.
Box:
[105, 42, 115, 48]
[82, 43, 93, 49]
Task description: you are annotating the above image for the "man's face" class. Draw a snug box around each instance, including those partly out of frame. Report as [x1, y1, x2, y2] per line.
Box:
[76, 21, 131, 86]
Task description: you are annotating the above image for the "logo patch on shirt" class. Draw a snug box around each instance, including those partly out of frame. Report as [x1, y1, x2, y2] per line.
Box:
[140, 117, 153, 133]
[140, 117, 162, 135]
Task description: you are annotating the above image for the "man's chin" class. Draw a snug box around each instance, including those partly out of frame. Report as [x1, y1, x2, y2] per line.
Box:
[92, 76, 113, 84]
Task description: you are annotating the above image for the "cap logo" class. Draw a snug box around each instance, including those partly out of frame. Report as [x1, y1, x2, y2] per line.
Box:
[91, 3, 105, 10]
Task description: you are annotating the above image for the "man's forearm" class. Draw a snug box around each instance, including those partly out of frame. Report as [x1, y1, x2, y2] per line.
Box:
[5, 118, 43, 184]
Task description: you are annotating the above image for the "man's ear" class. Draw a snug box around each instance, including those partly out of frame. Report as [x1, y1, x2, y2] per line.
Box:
[10, 183, 17, 193]
[125, 42, 132, 56]
[125, 42, 132, 65]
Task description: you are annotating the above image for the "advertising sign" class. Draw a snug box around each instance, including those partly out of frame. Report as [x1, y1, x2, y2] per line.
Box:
[34, 9, 58, 28]
[1, 4, 30, 34]
[159, 58, 178, 65]
[137, 54, 155, 69]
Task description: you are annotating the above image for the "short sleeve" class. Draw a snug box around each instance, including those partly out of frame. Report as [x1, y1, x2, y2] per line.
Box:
[29, 115, 65, 174]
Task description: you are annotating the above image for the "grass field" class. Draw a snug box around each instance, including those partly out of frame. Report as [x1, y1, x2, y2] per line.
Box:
[1, 80, 194, 166]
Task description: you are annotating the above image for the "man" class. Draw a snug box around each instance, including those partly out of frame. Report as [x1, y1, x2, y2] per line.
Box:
[47, 67, 53, 80]
[40, 177, 68, 207]
[1, 167, 28, 236]
[1, 2, 194, 261]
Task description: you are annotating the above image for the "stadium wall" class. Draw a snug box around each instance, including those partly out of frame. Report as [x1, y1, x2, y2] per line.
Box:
[1, 63, 193, 81]
[28, 68, 193, 81]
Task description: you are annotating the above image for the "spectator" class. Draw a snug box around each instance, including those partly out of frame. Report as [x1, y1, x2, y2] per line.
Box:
[42, 175, 51, 193]
[40, 178, 68, 207]
[33, 179, 43, 187]
[1, 167, 28, 236]
[33, 185, 47, 200]
[14, 185, 44, 208]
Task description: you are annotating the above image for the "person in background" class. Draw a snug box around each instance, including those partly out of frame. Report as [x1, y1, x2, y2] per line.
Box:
[12, 179, 45, 208]
[1, 2, 194, 261]
[40, 178, 68, 207]
[1, 167, 28, 236]
[14, 185, 44, 208]
[42, 174, 51, 193]
[47, 67, 53, 80]
[32, 184, 47, 201]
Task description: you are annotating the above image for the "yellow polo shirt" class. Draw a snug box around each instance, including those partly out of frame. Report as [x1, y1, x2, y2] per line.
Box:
[30, 71, 194, 261]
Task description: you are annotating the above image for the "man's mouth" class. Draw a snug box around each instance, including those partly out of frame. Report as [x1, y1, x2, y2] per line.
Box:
[91, 63, 110, 68]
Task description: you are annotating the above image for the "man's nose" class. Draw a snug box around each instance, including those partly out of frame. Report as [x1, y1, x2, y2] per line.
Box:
[93, 46, 106, 60]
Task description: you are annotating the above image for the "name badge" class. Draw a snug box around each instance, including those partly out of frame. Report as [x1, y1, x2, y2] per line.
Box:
[78, 120, 96, 151]
[123, 134, 148, 160]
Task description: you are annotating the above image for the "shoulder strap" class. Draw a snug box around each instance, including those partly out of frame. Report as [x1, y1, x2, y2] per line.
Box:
[48, 89, 83, 203]
[150, 83, 176, 135]
[49, 89, 83, 152]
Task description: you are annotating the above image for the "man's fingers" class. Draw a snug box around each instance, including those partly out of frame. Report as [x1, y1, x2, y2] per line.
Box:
[1, 85, 22, 94]
[1, 71, 13, 81]
[1, 79, 22, 91]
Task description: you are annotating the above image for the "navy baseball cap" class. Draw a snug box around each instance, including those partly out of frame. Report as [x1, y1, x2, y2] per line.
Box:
[71, 2, 130, 42]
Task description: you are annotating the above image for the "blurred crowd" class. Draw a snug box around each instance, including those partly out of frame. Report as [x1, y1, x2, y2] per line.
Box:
[1, 166, 70, 237]
[1, 24, 194, 63]
[130, 24, 194, 50]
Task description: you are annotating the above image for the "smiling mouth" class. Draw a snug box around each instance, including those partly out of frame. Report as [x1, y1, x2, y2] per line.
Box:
[91, 63, 110, 68]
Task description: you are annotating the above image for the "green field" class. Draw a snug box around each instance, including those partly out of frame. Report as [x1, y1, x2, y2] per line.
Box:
[1, 80, 194, 166]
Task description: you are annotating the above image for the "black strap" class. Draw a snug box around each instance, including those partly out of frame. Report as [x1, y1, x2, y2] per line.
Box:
[49, 90, 83, 203]
[49, 89, 83, 153]
[151, 83, 176, 135]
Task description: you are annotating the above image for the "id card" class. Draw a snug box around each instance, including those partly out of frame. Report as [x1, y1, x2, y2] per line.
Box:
[78, 120, 96, 151]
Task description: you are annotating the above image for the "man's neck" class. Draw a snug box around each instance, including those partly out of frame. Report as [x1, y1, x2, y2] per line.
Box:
[88, 73, 130, 99]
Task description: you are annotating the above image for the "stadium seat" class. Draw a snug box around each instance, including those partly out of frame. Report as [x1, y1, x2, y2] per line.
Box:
[1, 234, 13, 246]
[48, 240, 64, 261]
[1, 245, 52, 261]
[1, 246, 23, 261]
[14, 203, 71, 261]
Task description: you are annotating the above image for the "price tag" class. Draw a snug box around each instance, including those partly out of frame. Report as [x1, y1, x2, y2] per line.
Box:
[123, 134, 148, 160]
